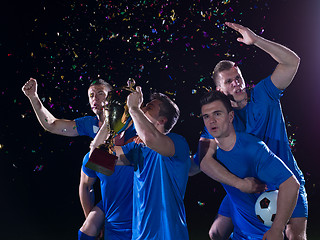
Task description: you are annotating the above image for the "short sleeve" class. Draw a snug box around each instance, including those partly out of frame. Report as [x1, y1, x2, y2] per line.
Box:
[255, 142, 293, 188]
[253, 76, 283, 102]
[168, 133, 190, 162]
[82, 152, 98, 178]
[75, 116, 99, 138]
[200, 126, 214, 140]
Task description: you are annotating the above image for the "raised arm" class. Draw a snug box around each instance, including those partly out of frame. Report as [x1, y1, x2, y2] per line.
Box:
[263, 175, 300, 240]
[127, 86, 175, 157]
[199, 138, 266, 193]
[89, 118, 110, 156]
[22, 78, 79, 136]
[225, 22, 300, 90]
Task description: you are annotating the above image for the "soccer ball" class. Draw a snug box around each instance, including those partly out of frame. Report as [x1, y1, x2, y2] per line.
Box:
[255, 190, 278, 227]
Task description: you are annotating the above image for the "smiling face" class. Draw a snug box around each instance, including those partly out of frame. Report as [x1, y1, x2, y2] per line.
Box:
[88, 85, 109, 116]
[216, 67, 247, 105]
[201, 100, 234, 139]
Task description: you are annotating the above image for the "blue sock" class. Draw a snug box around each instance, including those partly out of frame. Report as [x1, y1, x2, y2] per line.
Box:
[78, 230, 96, 240]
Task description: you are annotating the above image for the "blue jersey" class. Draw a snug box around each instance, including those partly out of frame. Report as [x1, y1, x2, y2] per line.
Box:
[201, 76, 308, 218]
[122, 133, 191, 240]
[201, 76, 304, 185]
[217, 132, 293, 239]
[82, 153, 134, 239]
[75, 116, 99, 139]
[78, 116, 136, 239]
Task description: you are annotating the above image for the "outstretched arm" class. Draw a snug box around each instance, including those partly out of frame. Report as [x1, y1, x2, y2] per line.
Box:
[200, 138, 266, 193]
[263, 175, 300, 240]
[127, 86, 175, 157]
[22, 78, 79, 136]
[225, 22, 300, 90]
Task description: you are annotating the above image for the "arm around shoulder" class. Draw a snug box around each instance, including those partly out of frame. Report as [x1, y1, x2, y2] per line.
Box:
[200, 139, 266, 193]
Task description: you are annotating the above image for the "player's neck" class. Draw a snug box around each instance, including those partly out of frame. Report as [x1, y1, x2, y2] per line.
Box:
[215, 129, 236, 152]
[231, 97, 248, 110]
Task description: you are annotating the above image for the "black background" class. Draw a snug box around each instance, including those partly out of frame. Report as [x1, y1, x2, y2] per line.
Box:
[1, 0, 320, 239]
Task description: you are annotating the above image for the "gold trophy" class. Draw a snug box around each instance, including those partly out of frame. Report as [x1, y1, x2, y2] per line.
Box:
[85, 79, 135, 175]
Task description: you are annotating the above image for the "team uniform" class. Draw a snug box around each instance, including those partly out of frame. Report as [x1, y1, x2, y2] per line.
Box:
[121, 133, 191, 240]
[200, 76, 308, 219]
[82, 154, 134, 239]
[75, 116, 100, 139]
[76, 116, 136, 239]
[216, 132, 294, 239]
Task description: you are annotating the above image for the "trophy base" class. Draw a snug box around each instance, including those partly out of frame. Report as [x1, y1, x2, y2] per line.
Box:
[86, 148, 118, 176]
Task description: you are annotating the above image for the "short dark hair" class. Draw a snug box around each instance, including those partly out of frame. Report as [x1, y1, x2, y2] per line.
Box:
[89, 79, 112, 91]
[150, 93, 180, 133]
[200, 90, 233, 113]
[212, 60, 235, 86]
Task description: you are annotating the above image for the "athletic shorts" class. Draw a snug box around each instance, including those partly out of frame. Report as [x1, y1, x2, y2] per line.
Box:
[218, 185, 308, 218]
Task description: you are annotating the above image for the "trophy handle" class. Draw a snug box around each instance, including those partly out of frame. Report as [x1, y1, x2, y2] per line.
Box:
[122, 78, 136, 93]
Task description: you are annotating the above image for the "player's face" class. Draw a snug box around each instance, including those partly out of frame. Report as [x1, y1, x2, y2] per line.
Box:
[142, 99, 162, 125]
[216, 67, 247, 104]
[88, 85, 109, 116]
[201, 100, 234, 139]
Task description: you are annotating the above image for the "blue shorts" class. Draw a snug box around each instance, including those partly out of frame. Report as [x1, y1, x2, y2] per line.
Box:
[218, 185, 308, 218]
[95, 201, 132, 240]
[291, 185, 308, 218]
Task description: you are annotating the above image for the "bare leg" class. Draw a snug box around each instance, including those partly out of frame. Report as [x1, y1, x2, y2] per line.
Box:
[80, 205, 105, 237]
[285, 217, 307, 240]
[209, 214, 233, 240]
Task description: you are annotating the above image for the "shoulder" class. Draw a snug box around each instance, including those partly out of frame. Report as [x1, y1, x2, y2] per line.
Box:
[237, 132, 273, 160]
[252, 75, 283, 101]
[200, 126, 214, 140]
[75, 115, 98, 126]
[167, 133, 190, 157]
[75, 115, 97, 121]
[167, 133, 188, 145]
[237, 132, 266, 150]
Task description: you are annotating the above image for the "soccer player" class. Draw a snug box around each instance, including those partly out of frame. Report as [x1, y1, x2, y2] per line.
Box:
[194, 22, 307, 240]
[201, 90, 299, 240]
[91, 86, 191, 239]
[22, 78, 136, 239]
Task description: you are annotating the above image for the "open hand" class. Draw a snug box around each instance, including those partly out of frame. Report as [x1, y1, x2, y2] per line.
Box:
[225, 22, 258, 45]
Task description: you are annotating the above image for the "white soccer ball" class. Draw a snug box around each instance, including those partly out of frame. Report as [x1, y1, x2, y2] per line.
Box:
[255, 190, 278, 227]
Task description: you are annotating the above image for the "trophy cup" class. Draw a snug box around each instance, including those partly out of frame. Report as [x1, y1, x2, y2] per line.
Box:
[85, 79, 135, 176]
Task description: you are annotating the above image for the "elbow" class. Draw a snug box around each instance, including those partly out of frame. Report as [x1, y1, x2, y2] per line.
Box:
[43, 120, 58, 134]
[280, 175, 300, 193]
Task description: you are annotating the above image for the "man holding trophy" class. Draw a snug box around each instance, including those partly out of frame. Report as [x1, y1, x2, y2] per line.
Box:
[89, 86, 191, 239]
[22, 78, 136, 239]
[79, 80, 139, 240]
